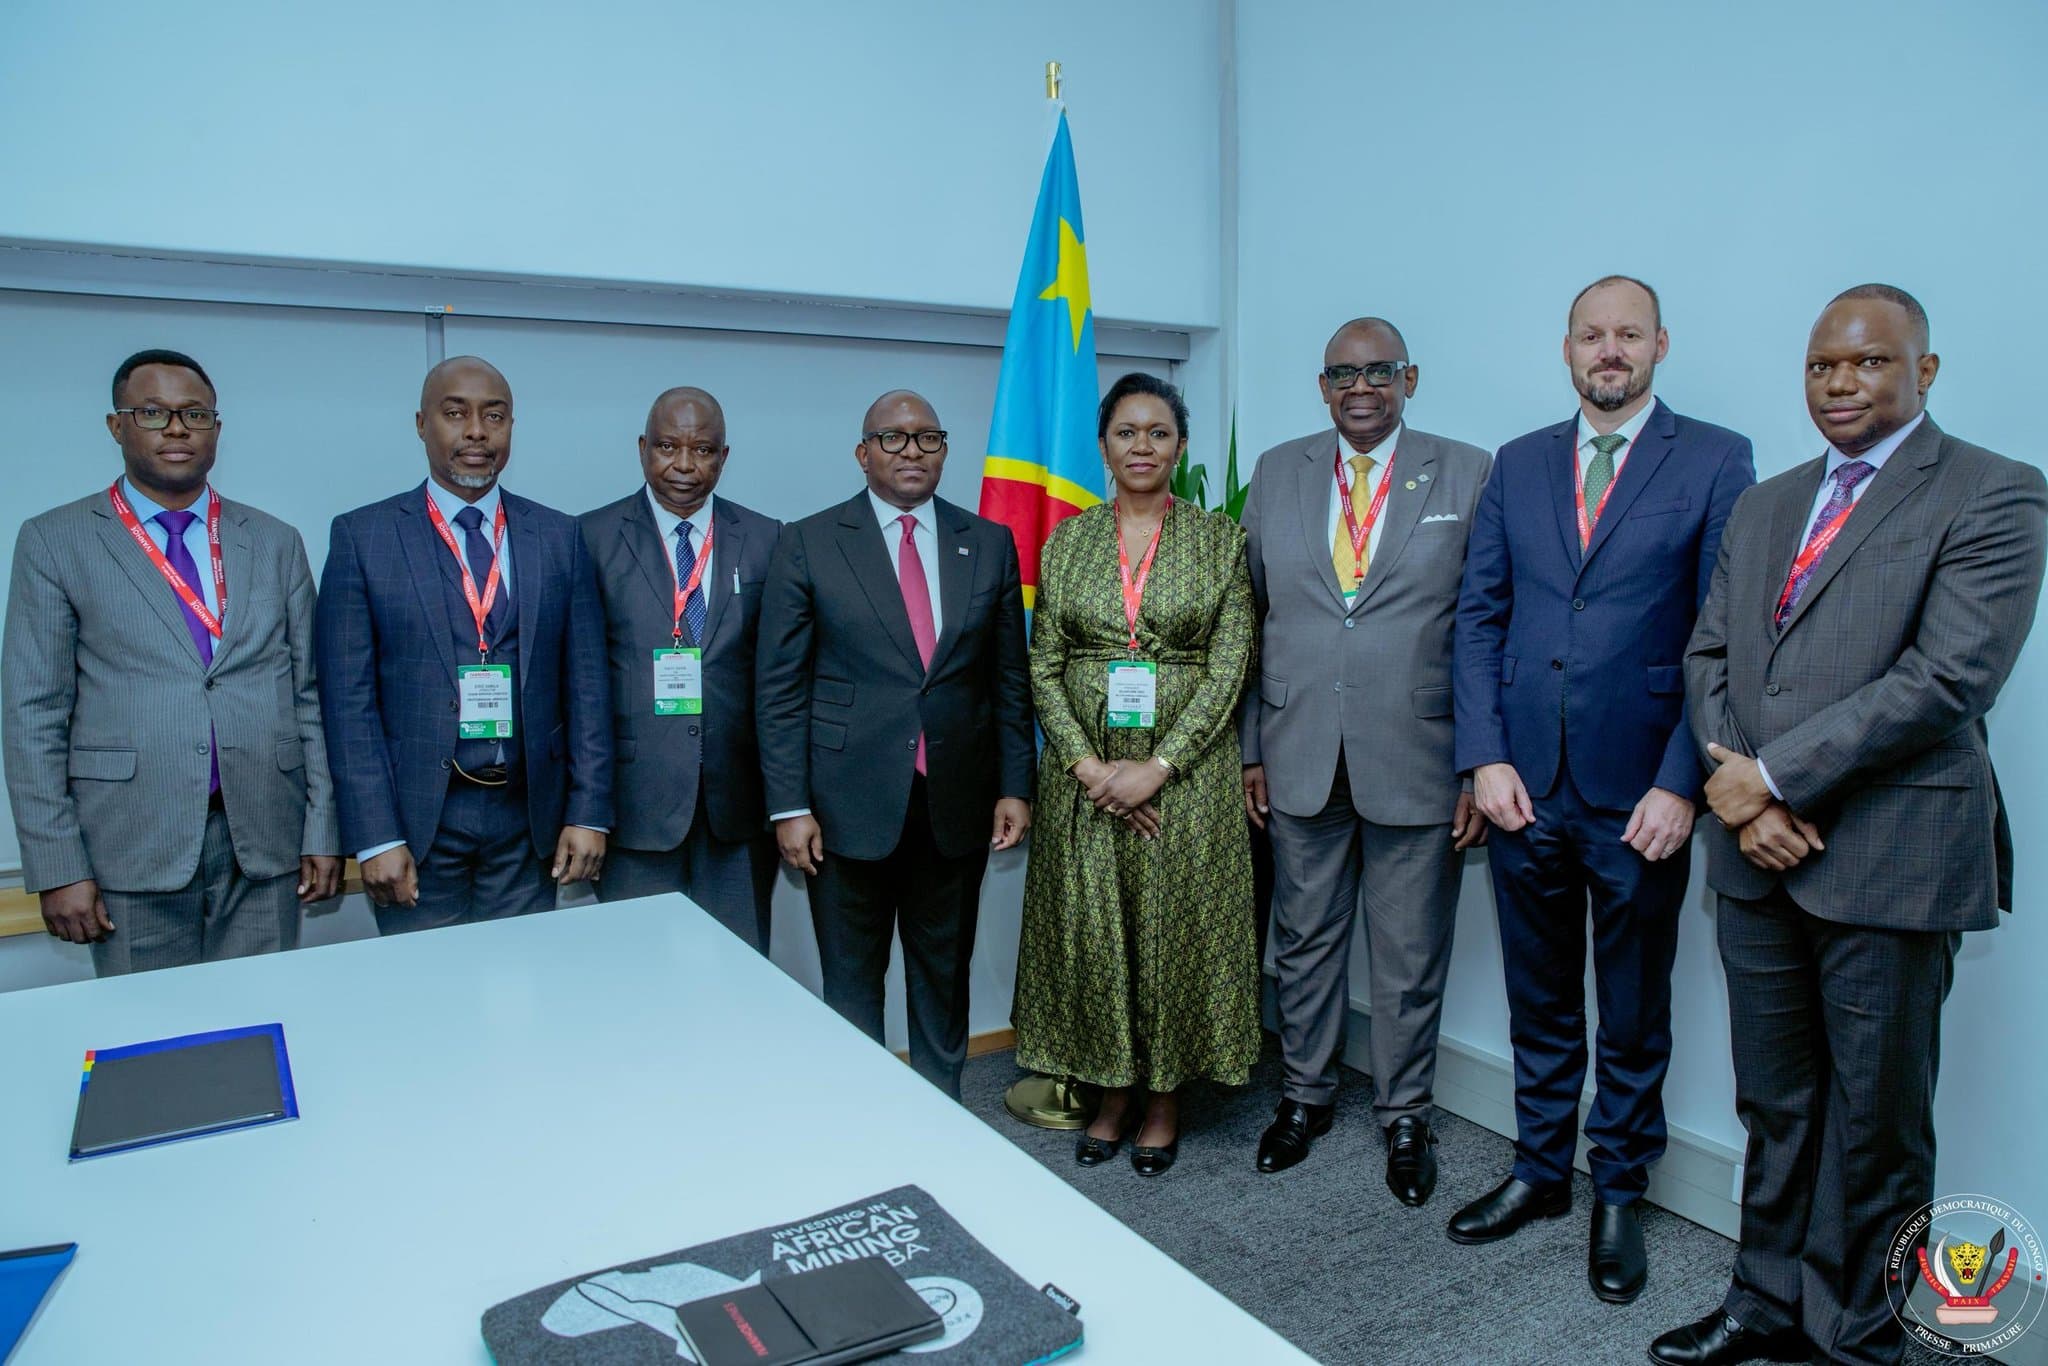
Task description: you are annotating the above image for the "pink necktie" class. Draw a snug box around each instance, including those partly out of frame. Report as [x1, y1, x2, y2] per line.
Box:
[897, 514, 937, 774]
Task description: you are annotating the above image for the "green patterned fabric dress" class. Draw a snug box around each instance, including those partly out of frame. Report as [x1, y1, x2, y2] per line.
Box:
[1012, 499, 1261, 1092]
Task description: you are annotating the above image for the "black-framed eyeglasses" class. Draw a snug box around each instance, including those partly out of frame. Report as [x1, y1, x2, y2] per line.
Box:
[1321, 362, 1411, 390]
[116, 406, 220, 431]
[865, 429, 948, 454]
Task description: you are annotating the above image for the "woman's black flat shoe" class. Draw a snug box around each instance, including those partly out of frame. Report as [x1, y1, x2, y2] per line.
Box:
[1075, 1132, 1122, 1167]
[1130, 1139, 1179, 1177]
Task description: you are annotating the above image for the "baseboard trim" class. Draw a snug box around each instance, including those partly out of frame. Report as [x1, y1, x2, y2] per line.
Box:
[1338, 1001, 1743, 1239]
[895, 1027, 1016, 1065]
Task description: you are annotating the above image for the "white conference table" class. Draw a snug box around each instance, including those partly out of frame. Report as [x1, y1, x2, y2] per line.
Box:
[0, 895, 1313, 1364]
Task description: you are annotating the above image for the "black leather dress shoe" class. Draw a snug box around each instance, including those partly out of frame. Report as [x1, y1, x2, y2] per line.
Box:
[1589, 1200, 1647, 1303]
[1256, 1100, 1333, 1173]
[1647, 1310, 1810, 1364]
[1385, 1116, 1439, 1206]
[1130, 1138, 1178, 1177]
[1445, 1175, 1571, 1244]
[1074, 1131, 1121, 1167]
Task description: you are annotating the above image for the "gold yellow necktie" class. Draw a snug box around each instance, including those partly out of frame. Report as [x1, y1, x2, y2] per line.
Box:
[1333, 454, 1376, 591]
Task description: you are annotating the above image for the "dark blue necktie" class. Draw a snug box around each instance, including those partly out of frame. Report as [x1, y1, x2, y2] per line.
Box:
[674, 520, 707, 644]
[154, 509, 220, 795]
[453, 504, 509, 640]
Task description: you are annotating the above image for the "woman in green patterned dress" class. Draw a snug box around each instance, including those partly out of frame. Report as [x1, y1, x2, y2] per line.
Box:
[1012, 372, 1260, 1177]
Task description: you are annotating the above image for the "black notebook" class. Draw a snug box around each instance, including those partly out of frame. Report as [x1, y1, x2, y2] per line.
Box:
[69, 1024, 297, 1160]
[674, 1258, 943, 1366]
[482, 1184, 1083, 1365]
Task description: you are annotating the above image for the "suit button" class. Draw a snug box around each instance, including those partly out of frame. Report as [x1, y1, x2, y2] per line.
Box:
[1572, 598, 1586, 611]
[687, 724, 700, 735]
[907, 740, 917, 750]
[440, 758, 452, 770]
[1343, 618, 1356, 629]
[1551, 659, 1563, 670]
[1766, 683, 1781, 696]
[196, 742, 209, 755]
[450, 700, 460, 713]
[205, 677, 217, 690]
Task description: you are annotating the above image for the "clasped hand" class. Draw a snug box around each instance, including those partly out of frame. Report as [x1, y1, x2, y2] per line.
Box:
[1072, 756, 1164, 839]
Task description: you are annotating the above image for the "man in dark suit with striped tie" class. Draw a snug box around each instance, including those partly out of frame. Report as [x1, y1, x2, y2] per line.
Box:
[1659, 286, 2047, 1366]
[580, 387, 781, 950]
[755, 390, 1035, 1098]
[316, 356, 611, 933]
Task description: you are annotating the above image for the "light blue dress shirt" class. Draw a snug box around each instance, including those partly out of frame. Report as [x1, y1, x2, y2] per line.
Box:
[119, 479, 220, 616]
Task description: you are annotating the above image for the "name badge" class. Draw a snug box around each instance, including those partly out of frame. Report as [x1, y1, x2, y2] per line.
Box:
[1106, 661, 1157, 729]
[457, 663, 515, 739]
[653, 648, 703, 715]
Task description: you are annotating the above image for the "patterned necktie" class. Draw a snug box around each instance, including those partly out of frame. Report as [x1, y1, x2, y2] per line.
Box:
[896, 513, 937, 775]
[1581, 433, 1626, 547]
[154, 509, 220, 795]
[452, 504, 510, 640]
[1775, 459, 1876, 627]
[1332, 453, 1376, 590]
[674, 520, 707, 644]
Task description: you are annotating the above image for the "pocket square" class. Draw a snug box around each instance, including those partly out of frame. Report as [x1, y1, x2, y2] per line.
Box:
[1419, 512, 1461, 524]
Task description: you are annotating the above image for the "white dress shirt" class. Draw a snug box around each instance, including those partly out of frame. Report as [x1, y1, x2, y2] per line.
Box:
[119, 479, 221, 617]
[644, 486, 717, 611]
[424, 477, 512, 598]
[1575, 397, 1658, 486]
[1756, 411, 1925, 803]
[1325, 423, 1402, 573]
[769, 491, 946, 824]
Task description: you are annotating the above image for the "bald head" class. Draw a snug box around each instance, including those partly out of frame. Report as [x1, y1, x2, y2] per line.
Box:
[1325, 317, 1408, 364]
[857, 389, 947, 510]
[646, 386, 725, 436]
[421, 355, 510, 410]
[640, 386, 730, 517]
[862, 388, 937, 438]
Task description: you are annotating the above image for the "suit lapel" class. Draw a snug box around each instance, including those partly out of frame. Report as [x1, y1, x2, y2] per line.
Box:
[834, 493, 924, 674]
[1354, 434, 1433, 609]
[699, 499, 741, 649]
[1546, 420, 1584, 572]
[1774, 420, 1941, 640]
[620, 492, 679, 637]
[1579, 401, 1679, 572]
[1762, 458, 1824, 648]
[395, 491, 460, 685]
[924, 500, 975, 678]
[88, 498, 210, 668]
[1298, 433, 1347, 606]
[505, 494, 541, 687]
[206, 504, 256, 674]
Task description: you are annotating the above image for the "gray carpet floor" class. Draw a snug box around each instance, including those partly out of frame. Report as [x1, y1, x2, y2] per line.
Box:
[963, 1037, 1968, 1366]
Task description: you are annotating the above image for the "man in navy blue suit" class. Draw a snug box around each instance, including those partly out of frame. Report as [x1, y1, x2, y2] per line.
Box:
[316, 356, 612, 933]
[1450, 278, 1754, 1303]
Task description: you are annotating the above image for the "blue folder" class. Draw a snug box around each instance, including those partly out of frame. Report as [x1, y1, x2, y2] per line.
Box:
[69, 1022, 297, 1160]
[0, 1243, 75, 1363]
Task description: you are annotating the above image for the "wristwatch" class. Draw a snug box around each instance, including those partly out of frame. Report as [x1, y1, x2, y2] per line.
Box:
[1152, 754, 1176, 778]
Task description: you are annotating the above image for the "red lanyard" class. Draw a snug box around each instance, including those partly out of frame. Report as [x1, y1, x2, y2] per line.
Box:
[1574, 431, 1639, 546]
[424, 493, 507, 659]
[1333, 448, 1395, 583]
[1113, 497, 1168, 656]
[1775, 500, 1859, 618]
[107, 481, 225, 638]
[670, 518, 715, 644]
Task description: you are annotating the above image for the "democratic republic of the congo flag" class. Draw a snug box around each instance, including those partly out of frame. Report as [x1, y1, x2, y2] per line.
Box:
[978, 111, 1102, 610]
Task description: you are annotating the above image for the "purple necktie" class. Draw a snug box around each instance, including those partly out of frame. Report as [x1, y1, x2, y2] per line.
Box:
[154, 509, 220, 795]
[1775, 459, 1876, 628]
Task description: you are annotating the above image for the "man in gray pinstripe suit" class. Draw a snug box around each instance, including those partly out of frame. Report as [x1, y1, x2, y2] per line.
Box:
[4, 349, 341, 975]
[1663, 287, 2047, 1366]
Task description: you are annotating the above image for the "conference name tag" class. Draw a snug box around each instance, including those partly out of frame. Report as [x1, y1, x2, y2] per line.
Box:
[1106, 661, 1157, 729]
[652, 647, 703, 715]
[457, 664, 515, 739]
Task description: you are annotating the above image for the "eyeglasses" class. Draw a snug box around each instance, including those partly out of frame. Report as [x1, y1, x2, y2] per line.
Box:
[864, 429, 948, 454]
[116, 406, 220, 431]
[1321, 362, 1411, 390]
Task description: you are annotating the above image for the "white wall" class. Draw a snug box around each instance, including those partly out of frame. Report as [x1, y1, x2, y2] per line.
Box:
[1236, 0, 2048, 1229]
[0, 0, 1220, 329]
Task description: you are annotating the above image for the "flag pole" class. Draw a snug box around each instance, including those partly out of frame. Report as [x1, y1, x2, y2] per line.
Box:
[1002, 57, 1099, 1136]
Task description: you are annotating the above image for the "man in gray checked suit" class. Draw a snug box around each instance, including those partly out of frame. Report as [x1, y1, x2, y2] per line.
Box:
[4, 349, 341, 975]
[1661, 286, 2047, 1366]
[1239, 317, 1491, 1204]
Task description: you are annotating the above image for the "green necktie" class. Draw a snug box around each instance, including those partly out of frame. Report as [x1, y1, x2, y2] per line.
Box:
[1582, 433, 1626, 546]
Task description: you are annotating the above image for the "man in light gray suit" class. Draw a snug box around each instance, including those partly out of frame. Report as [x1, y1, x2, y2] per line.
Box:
[1661, 286, 2047, 1366]
[1240, 317, 1491, 1204]
[4, 349, 340, 975]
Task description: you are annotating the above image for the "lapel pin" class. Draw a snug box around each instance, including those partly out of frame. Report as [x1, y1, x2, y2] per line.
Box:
[1418, 472, 1431, 482]
[957, 546, 970, 555]
[1405, 480, 1418, 490]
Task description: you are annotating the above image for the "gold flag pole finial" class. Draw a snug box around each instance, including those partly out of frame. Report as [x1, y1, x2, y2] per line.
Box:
[1045, 61, 1062, 101]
